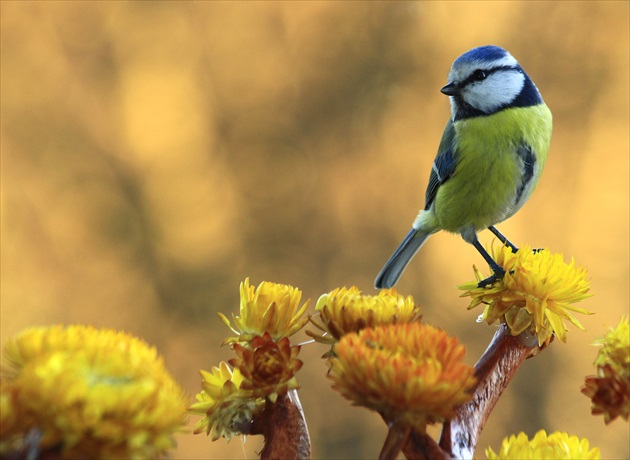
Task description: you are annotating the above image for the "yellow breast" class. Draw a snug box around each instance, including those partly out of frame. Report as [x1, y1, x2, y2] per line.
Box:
[433, 104, 552, 233]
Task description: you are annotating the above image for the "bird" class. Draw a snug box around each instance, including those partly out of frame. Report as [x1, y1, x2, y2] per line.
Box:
[375, 45, 552, 289]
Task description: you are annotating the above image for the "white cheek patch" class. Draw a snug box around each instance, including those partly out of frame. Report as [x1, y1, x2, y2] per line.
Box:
[465, 70, 525, 113]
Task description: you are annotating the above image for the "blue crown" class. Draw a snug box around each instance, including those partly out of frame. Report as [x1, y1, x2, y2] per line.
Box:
[454, 45, 509, 65]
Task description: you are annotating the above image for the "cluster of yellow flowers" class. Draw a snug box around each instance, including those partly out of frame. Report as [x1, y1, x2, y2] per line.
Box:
[0, 325, 187, 459]
[1, 241, 609, 458]
[191, 278, 307, 440]
[191, 279, 476, 441]
[192, 245, 601, 451]
[312, 286, 476, 431]
[582, 317, 629, 423]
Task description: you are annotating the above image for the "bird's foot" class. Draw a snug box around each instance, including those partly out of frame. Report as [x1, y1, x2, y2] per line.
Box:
[477, 266, 506, 288]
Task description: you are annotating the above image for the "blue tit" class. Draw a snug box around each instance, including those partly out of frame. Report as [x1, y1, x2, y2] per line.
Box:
[375, 45, 552, 289]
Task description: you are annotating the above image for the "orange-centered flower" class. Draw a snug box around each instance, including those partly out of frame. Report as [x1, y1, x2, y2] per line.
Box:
[460, 244, 592, 345]
[328, 323, 475, 428]
[219, 278, 309, 345]
[486, 430, 600, 459]
[1, 325, 187, 459]
[229, 333, 302, 403]
[308, 287, 421, 344]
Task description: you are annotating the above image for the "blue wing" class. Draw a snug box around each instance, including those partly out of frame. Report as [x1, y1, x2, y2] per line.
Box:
[424, 120, 458, 210]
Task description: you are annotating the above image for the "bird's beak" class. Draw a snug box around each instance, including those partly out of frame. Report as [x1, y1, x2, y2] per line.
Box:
[440, 82, 460, 96]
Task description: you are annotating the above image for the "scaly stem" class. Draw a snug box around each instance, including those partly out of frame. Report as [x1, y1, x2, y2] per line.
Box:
[439, 323, 544, 458]
[260, 389, 311, 460]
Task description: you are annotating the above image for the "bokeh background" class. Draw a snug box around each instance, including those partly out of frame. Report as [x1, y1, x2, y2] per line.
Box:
[2, 1, 628, 458]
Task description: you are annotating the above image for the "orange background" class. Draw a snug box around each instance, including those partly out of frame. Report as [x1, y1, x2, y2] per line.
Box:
[2, 2, 628, 458]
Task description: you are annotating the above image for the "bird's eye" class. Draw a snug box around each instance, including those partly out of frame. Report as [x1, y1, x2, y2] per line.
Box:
[472, 69, 487, 81]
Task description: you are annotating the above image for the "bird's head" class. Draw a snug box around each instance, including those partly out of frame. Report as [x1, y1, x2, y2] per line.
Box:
[441, 45, 542, 120]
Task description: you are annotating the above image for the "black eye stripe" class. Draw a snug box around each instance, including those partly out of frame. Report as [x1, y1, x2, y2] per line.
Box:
[462, 65, 520, 87]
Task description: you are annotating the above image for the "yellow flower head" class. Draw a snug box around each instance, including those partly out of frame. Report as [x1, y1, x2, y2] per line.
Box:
[593, 317, 630, 372]
[328, 323, 475, 428]
[581, 317, 630, 423]
[229, 333, 302, 403]
[1, 325, 187, 459]
[460, 244, 592, 345]
[486, 430, 600, 459]
[189, 361, 264, 441]
[219, 278, 309, 345]
[308, 287, 421, 344]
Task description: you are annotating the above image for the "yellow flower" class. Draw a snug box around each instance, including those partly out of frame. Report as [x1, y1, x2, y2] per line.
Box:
[581, 317, 630, 423]
[219, 278, 309, 345]
[189, 361, 264, 441]
[308, 287, 421, 344]
[459, 244, 592, 345]
[486, 430, 600, 459]
[229, 333, 302, 403]
[593, 317, 630, 372]
[328, 323, 475, 428]
[1, 325, 187, 459]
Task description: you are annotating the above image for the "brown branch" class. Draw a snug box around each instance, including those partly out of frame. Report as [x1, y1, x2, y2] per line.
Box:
[379, 423, 410, 460]
[260, 389, 311, 460]
[402, 428, 450, 460]
[438, 323, 545, 458]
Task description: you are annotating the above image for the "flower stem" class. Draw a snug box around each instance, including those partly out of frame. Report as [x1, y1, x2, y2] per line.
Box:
[260, 389, 311, 460]
[402, 428, 450, 460]
[439, 323, 543, 458]
[379, 422, 410, 460]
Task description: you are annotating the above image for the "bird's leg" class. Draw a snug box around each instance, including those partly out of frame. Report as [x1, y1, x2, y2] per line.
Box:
[471, 236, 506, 288]
[488, 226, 518, 253]
[488, 226, 544, 254]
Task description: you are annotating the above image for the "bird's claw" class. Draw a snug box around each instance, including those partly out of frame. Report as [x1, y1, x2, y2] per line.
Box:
[477, 249, 541, 287]
[477, 266, 506, 288]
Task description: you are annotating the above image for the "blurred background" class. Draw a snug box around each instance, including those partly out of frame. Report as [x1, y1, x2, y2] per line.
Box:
[1, 1, 628, 458]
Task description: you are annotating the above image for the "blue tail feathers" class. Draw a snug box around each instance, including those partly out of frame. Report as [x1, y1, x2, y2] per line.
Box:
[374, 229, 431, 289]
